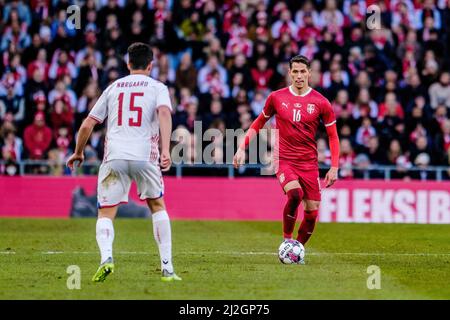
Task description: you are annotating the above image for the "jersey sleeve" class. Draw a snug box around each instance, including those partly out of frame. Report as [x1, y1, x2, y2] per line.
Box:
[156, 83, 173, 111]
[321, 98, 336, 127]
[261, 93, 276, 118]
[88, 86, 110, 123]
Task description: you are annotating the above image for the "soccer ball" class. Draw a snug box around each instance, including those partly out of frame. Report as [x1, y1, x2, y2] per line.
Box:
[278, 239, 305, 264]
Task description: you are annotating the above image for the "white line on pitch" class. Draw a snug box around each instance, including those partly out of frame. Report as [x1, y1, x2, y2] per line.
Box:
[310, 252, 450, 257]
[30, 251, 450, 257]
[0, 251, 15, 255]
[196, 251, 450, 257]
[41, 251, 152, 255]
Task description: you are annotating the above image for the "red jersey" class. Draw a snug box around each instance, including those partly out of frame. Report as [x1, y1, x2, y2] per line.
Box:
[262, 86, 336, 170]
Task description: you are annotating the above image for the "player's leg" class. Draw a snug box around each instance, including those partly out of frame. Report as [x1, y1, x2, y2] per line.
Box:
[146, 197, 181, 281]
[93, 160, 131, 282]
[133, 161, 181, 281]
[297, 200, 320, 245]
[282, 181, 304, 239]
[276, 163, 304, 239]
[92, 206, 118, 282]
[96, 206, 118, 264]
[296, 173, 321, 246]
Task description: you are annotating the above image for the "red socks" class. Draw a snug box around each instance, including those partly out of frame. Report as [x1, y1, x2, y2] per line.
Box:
[283, 188, 303, 239]
[283, 188, 319, 244]
[297, 209, 319, 245]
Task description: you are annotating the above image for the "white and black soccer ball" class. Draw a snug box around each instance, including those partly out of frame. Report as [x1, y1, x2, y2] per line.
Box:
[278, 239, 305, 264]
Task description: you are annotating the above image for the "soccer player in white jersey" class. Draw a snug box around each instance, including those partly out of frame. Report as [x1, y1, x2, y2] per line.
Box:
[67, 43, 181, 282]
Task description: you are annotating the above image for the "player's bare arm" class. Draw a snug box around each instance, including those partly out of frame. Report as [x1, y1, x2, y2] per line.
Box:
[324, 123, 340, 188]
[158, 105, 172, 172]
[66, 117, 98, 170]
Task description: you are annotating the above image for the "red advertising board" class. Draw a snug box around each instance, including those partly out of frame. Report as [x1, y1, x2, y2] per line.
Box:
[0, 177, 449, 223]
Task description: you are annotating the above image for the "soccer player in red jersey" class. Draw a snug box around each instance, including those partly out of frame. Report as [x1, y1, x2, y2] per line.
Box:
[233, 55, 340, 255]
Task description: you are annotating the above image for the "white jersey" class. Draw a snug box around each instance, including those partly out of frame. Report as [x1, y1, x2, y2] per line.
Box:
[88, 74, 172, 163]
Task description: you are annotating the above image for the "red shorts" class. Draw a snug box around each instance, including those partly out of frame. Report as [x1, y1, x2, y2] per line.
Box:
[275, 161, 321, 201]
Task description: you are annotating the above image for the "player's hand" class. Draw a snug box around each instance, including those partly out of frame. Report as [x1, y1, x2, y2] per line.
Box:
[324, 167, 338, 188]
[160, 150, 172, 172]
[66, 153, 84, 171]
[233, 148, 246, 168]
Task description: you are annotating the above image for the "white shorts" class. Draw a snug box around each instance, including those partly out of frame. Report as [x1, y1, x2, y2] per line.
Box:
[97, 160, 164, 208]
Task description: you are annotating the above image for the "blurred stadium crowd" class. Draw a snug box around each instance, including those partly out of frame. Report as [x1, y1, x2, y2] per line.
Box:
[0, 0, 449, 179]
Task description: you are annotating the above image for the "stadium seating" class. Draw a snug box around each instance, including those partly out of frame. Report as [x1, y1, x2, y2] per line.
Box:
[0, 0, 449, 180]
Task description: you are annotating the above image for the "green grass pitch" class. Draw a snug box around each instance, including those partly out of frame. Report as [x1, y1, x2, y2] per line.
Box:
[0, 218, 449, 299]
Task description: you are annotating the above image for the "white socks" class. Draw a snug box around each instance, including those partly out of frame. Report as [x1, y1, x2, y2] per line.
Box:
[96, 217, 114, 264]
[95, 213, 173, 273]
[152, 210, 174, 273]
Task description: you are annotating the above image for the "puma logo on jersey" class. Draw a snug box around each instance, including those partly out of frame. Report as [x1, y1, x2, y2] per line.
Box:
[282, 102, 289, 109]
[279, 173, 285, 183]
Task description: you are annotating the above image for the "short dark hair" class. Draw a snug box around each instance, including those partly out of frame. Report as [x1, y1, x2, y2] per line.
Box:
[127, 42, 153, 70]
[289, 55, 311, 69]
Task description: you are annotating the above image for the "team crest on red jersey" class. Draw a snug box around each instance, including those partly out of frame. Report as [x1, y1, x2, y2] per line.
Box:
[307, 104, 316, 114]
